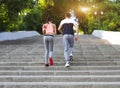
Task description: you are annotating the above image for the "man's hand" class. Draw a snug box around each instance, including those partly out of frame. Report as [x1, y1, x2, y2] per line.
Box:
[74, 35, 78, 41]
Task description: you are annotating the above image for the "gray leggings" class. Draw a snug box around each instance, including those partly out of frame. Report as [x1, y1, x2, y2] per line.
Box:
[63, 34, 74, 63]
[43, 36, 54, 63]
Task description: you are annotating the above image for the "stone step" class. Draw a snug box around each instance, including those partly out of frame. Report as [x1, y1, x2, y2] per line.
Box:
[0, 82, 120, 88]
[0, 59, 120, 63]
[0, 70, 120, 76]
[0, 75, 120, 82]
[0, 61, 119, 66]
[0, 66, 119, 70]
[0, 35, 120, 88]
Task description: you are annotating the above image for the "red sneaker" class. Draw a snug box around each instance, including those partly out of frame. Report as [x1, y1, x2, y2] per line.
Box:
[49, 58, 54, 66]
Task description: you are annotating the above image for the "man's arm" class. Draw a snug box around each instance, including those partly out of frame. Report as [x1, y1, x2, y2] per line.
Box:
[53, 24, 57, 34]
[74, 23, 79, 41]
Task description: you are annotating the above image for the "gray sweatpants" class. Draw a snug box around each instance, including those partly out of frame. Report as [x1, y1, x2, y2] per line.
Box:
[43, 36, 54, 64]
[63, 34, 74, 64]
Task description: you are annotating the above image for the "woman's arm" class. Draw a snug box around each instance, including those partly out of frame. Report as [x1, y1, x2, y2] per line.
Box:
[42, 24, 46, 34]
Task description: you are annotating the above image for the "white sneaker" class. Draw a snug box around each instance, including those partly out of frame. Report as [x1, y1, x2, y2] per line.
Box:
[65, 63, 70, 67]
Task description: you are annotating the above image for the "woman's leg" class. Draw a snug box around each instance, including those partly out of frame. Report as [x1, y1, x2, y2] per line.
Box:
[48, 36, 54, 65]
[44, 36, 49, 64]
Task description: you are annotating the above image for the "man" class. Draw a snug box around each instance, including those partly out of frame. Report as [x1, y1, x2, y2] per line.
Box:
[58, 12, 79, 67]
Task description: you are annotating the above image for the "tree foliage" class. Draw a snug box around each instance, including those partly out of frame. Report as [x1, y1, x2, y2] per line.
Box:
[0, 0, 120, 34]
[0, 0, 34, 32]
[20, 7, 43, 33]
[0, 4, 9, 31]
[86, 0, 120, 33]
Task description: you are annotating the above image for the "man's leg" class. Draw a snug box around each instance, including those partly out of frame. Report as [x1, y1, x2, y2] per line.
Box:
[63, 35, 70, 67]
[68, 35, 74, 61]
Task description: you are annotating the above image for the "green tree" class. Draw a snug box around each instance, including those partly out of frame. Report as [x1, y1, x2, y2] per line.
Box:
[0, 4, 9, 32]
[42, 0, 79, 33]
[87, 0, 120, 33]
[98, 0, 120, 31]
[1, 0, 120, 33]
[20, 7, 43, 33]
[0, 0, 34, 32]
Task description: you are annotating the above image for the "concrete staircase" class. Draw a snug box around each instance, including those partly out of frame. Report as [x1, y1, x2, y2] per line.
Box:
[0, 35, 120, 88]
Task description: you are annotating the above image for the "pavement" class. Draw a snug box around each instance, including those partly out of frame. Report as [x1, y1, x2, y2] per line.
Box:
[0, 35, 120, 88]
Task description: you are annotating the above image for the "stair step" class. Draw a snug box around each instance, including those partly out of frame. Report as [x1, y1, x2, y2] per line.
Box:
[0, 66, 119, 70]
[0, 58, 120, 62]
[0, 82, 120, 85]
[0, 75, 120, 82]
[0, 35, 120, 88]
[1, 82, 120, 88]
[0, 62, 118, 66]
[0, 70, 120, 75]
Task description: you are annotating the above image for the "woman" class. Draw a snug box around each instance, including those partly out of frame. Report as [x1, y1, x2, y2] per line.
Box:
[42, 16, 56, 67]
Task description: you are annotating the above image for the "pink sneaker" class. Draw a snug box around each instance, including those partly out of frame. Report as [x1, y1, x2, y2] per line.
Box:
[49, 58, 54, 66]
